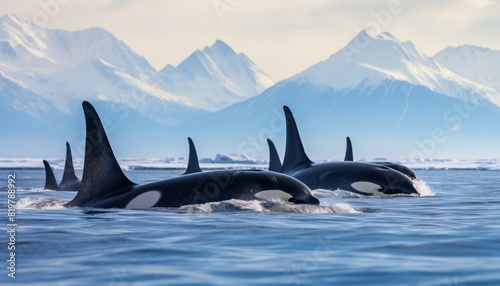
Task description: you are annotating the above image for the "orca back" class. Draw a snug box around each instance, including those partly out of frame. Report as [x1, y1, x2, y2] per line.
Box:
[267, 139, 282, 172]
[281, 106, 313, 172]
[43, 160, 60, 191]
[184, 137, 202, 174]
[66, 101, 135, 207]
[344, 137, 353, 161]
[60, 142, 79, 185]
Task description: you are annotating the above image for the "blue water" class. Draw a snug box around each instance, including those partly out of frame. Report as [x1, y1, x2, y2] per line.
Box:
[1, 168, 500, 285]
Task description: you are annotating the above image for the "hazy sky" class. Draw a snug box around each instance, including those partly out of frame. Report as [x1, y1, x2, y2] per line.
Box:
[1, 0, 499, 81]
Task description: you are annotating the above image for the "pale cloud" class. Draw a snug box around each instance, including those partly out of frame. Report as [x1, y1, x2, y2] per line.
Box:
[0, 0, 498, 80]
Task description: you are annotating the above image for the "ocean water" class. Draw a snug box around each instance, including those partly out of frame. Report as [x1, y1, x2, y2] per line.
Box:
[1, 168, 499, 285]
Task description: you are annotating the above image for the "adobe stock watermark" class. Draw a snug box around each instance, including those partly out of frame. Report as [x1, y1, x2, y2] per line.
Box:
[404, 68, 500, 161]
[213, 0, 244, 21]
[6, 174, 17, 279]
[342, 0, 407, 62]
[406, 94, 480, 162]
[32, 0, 70, 27]
[478, 73, 500, 89]
[237, 107, 286, 159]
[282, 236, 336, 285]
[75, 91, 163, 158]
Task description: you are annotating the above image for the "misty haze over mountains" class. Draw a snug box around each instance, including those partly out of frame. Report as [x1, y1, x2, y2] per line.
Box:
[1, 14, 500, 160]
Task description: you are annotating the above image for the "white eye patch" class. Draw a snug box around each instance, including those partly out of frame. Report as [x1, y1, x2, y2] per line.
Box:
[351, 181, 383, 195]
[125, 191, 161, 209]
[254, 190, 293, 203]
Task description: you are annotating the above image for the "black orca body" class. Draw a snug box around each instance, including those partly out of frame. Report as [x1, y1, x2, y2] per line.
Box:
[344, 137, 418, 180]
[275, 106, 420, 196]
[65, 102, 319, 209]
[42, 142, 81, 191]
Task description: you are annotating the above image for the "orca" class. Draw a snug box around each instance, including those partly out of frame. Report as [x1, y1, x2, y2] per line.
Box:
[344, 137, 418, 180]
[344, 137, 354, 162]
[65, 101, 319, 209]
[183, 137, 202, 175]
[267, 139, 282, 172]
[59, 142, 82, 190]
[276, 106, 420, 196]
[43, 160, 60, 190]
[42, 142, 82, 191]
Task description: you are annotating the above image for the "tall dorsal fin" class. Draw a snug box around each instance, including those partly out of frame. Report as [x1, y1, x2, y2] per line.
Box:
[66, 101, 135, 207]
[267, 139, 282, 172]
[281, 106, 313, 172]
[43, 160, 60, 190]
[60, 142, 79, 184]
[184, 137, 202, 174]
[344, 137, 353, 161]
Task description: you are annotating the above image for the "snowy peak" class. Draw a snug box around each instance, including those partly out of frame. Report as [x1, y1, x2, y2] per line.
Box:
[343, 30, 437, 69]
[293, 29, 438, 89]
[0, 14, 154, 77]
[290, 29, 498, 105]
[434, 44, 500, 92]
[0, 14, 37, 32]
[204, 39, 238, 56]
[159, 39, 274, 111]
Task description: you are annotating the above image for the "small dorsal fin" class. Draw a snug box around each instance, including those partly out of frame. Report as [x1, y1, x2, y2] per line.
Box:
[267, 139, 282, 172]
[60, 142, 79, 184]
[184, 137, 202, 174]
[281, 106, 313, 172]
[43, 160, 60, 190]
[344, 137, 354, 161]
[66, 101, 135, 207]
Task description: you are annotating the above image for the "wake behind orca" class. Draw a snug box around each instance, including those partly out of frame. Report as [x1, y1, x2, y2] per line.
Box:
[43, 142, 81, 191]
[344, 137, 418, 180]
[65, 102, 319, 209]
[269, 106, 420, 196]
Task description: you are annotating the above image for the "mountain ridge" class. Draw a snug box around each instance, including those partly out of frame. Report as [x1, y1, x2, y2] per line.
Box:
[2, 15, 500, 159]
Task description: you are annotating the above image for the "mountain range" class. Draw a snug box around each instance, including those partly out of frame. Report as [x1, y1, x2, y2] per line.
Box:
[1, 14, 500, 159]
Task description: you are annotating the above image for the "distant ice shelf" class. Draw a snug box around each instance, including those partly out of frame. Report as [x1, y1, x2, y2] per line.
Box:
[3, 158, 500, 171]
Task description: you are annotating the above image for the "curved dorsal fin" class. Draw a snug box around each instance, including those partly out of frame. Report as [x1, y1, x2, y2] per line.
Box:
[281, 106, 313, 172]
[66, 101, 135, 207]
[344, 137, 353, 161]
[43, 160, 60, 190]
[266, 139, 282, 172]
[184, 137, 202, 174]
[60, 142, 79, 184]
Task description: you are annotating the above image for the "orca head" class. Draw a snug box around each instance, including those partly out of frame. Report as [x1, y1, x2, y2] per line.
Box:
[359, 164, 420, 196]
[251, 171, 320, 205]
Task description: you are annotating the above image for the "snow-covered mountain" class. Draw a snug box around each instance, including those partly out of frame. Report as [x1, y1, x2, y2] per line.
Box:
[0, 14, 274, 157]
[0, 14, 271, 120]
[3, 15, 500, 159]
[291, 30, 499, 106]
[173, 30, 500, 160]
[434, 45, 500, 93]
[0, 14, 202, 124]
[159, 40, 274, 111]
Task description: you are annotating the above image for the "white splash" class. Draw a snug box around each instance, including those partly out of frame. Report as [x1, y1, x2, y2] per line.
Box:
[16, 197, 66, 209]
[268, 202, 360, 214]
[312, 189, 364, 198]
[179, 199, 267, 213]
[413, 179, 435, 196]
